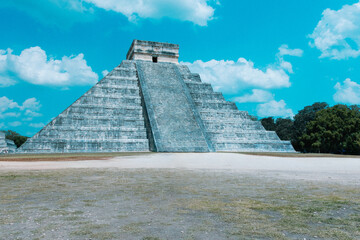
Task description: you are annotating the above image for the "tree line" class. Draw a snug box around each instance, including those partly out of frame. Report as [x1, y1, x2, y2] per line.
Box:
[260, 103, 360, 155]
[1, 130, 28, 148]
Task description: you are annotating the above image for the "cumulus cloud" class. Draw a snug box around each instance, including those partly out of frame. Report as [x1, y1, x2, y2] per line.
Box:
[29, 122, 45, 128]
[232, 89, 274, 103]
[184, 45, 302, 94]
[185, 58, 290, 94]
[0, 47, 98, 86]
[333, 78, 360, 104]
[8, 121, 22, 127]
[84, 0, 215, 26]
[278, 45, 304, 57]
[0, 96, 19, 113]
[0, 0, 216, 27]
[20, 98, 41, 111]
[309, 1, 360, 59]
[257, 100, 294, 118]
[102, 70, 109, 77]
[0, 96, 42, 120]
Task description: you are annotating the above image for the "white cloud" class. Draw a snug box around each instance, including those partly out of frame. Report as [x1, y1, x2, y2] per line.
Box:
[333, 78, 360, 104]
[24, 110, 42, 117]
[278, 45, 304, 57]
[29, 122, 45, 128]
[84, 0, 215, 26]
[184, 58, 290, 94]
[102, 70, 109, 77]
[309, 2, 360, 59]
[20, 98, 41, 111]
[232, 89, 274, 103]
[184, 45, 303, 95]
[257, 100, 294, 118]
[0, 96, 19, 113]
[0, 47, 98, 86]
[0, 96, 42, 120]
[8, 121, 21, 127]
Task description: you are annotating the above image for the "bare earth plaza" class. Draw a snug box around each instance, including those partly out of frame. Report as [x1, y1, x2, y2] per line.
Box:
[1, 1, 360, 239]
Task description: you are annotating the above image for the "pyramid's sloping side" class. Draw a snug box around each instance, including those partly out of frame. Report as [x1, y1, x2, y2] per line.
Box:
[18, 61, 149, 153]
[177, 64, 295, 152]
[135, 61, 211, 152]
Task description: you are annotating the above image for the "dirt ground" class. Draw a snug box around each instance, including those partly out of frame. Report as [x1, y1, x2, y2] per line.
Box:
[0, 153, 359, 239]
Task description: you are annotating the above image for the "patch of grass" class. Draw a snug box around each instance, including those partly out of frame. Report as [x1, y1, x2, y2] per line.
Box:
[0, 169, 359, 239]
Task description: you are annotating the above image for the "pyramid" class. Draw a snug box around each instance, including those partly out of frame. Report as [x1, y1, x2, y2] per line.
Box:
[19, 40, 295, 153]
[0, 132, 16, 153]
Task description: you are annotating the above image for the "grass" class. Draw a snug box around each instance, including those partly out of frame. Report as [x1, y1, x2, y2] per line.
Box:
[0, 169, 359, 239]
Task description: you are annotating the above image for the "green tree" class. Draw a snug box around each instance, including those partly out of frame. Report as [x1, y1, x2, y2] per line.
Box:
[275, 118, 294, 140]
[261, 117, 294, 141]
[299, 104, 360, 154]
[292, 102, 329, 151]
[2, 130, 28, 148]
[261, 117, 276, 131]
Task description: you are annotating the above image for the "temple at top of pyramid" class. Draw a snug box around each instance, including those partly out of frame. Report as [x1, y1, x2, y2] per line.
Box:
[126, 40, 179, 64]
[18, 40, 295, 153]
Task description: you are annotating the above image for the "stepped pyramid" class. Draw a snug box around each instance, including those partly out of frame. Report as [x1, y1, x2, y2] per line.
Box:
[0, 132, 16, 153]
[19, 40, 295, 153]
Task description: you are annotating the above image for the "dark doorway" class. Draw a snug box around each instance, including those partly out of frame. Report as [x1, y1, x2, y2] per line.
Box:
[152, 56, 158, 63]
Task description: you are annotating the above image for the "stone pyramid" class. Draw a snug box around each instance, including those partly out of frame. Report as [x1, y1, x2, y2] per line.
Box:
[0, 132, 16, 153]
[19, 40, 295, 153]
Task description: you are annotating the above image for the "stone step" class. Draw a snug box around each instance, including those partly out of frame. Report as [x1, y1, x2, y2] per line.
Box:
[195, 101, 238, 110]
[76, 96, 141, 105]
[82, 93, 140, 99]
[205, 122, 265, 131]
[191, 92, 225, 101]
[64, 106, 143, 116]
[185, 82, 214, 93]
[57, 114, 144, 121]
[51, 117, 145, 127]
[182, 73, 202, 82]
[88, 86, 140, 96]
[100, 76, 138, 85]
[70, 103, 143, 110]
[119, 60, 137, 69]
[43, 126, 147, 132]
[96, 84, 140, 91]
[20, 139, 149, 153]
[38, 130, 147, 140]
[176, 65, 191, 75]
[109, 67, 137, 78]
[208, 131, 280, 141]
[214, 141, 295, 152]
[199, 110, 250, 119]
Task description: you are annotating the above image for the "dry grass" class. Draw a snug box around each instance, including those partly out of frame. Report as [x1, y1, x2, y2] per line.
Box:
[1, 169, 359, 239]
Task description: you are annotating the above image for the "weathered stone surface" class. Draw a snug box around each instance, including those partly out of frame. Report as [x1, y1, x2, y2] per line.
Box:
[136, 61, 211, 152]
[0, 132, 16, 153]
[19, 62, 149, 153]
[126, 40, 179, 64]
[19, 40, 295, 153]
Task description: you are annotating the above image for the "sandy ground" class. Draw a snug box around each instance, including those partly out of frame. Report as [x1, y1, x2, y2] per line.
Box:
[1, 153, 359, 185]
[1, 153, 360, 239]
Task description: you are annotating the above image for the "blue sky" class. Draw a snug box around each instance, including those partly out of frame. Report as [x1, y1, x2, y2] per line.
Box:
[1, 0, 360, 136]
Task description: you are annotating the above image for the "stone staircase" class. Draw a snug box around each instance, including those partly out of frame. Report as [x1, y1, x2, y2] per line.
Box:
[135, 61, 210, 152]
[177, 64, 295, 152]
[19, 61, 149, 153]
